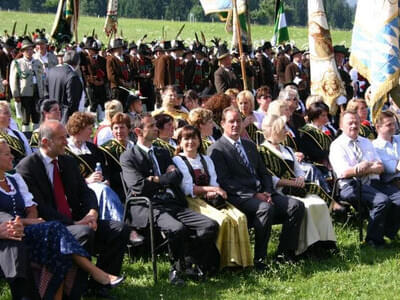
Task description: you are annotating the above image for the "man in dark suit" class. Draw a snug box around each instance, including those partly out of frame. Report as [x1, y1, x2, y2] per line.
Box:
[120, 114, 219, 285]
[84, 37, 108, 114]
[257, 42, 275, 94]
[214, 45, 241, 93]
[184, 45, 210, 94]
[46, 50, 83, 124]
[208, 106, 304, 269]
[284, 48, 310, 101]
[16, 120, 130, 299]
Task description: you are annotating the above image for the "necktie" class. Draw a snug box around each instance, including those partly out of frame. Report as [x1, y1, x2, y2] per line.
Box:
[234, 142, 255, 175]
[351, 140, 363, 162]
[52, 159, 72, 218]
[148, 149, 161, 176]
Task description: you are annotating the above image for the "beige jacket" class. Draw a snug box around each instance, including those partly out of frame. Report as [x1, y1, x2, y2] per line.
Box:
[9, 57, 45, 98]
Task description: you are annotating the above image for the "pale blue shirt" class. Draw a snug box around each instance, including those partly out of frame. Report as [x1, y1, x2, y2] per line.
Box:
[372, 135, 400, 182]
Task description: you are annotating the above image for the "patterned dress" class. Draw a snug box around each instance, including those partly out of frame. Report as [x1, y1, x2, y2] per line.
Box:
[0, 175, 89, 299]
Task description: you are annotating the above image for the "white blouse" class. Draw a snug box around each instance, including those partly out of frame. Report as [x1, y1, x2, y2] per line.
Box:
[173, 154, 219, 198]
[1, 173, 37, 208]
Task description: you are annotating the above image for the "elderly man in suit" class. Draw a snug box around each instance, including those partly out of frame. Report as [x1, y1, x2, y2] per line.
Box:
[214, 44, 241, 93]
[121, 113, 219, 285]
[16, 120, 130, 299]
[9, 39, 45, 132]
[208, 106, 304, 269]
[46, 50, 83, 124]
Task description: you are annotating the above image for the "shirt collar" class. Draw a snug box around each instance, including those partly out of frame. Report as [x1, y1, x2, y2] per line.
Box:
[341, 133, 359, 145]
[137, 142, 153, 154]
[374, 135, 393, 147]
[39, 148, 56, 165]
[224, 135, 242, 145]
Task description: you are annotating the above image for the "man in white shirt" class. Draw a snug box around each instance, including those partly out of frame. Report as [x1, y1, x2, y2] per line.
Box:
[373, 110, 400, 187]
[329, 110, 400, 246]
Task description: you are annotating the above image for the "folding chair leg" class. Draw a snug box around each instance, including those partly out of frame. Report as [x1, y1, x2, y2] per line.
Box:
[149, 202, 157, 283]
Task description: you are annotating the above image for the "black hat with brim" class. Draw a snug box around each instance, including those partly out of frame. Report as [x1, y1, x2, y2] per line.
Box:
[107, 38, 124, 52]
[217, 43, 230, 60]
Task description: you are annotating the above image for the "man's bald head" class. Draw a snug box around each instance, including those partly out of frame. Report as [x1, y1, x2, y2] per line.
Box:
[39, 120, 68, 158]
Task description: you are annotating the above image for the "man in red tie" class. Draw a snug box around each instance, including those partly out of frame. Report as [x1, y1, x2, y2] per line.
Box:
[16, 120, 130, 299]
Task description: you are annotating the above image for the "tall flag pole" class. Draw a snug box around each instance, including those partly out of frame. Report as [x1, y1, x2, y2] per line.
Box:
[50, 0, 79, 46]
[233, 0, 248, 90]
[350, 0, 400, 123]
[104, 0, 118, 38]
[271, 0, 289, 46]
[308, 0, 345, 114]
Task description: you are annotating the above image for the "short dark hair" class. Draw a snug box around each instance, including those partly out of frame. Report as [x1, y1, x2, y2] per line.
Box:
[154, 113, 173, 129]
[133, 112, 152, 129]
[175, 125, 203, 155]
[307, 102, 329, 122]
[40, 99, 59, 122]
[255, 86, 271, 99]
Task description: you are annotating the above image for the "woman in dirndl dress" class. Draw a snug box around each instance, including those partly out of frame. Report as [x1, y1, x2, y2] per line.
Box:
[173, 125, 253, 269]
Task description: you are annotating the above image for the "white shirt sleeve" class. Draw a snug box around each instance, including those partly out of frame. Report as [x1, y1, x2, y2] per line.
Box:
[12, 173, 37, 207]
[172, 156, 195, 197]
[97, 127, 113, 146]
[329, 139, 353, 178]
[204, 155, 219, 187]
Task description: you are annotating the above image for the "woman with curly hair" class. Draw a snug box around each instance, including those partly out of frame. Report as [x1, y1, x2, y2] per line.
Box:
[65, 112, 124, 221]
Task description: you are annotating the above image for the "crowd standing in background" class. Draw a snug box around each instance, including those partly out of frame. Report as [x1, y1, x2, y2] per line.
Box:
[2, 30, 400, 299]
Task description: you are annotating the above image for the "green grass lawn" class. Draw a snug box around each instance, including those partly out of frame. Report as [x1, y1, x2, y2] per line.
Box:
[1, 223, 399, 299]
[0, 11, 352, 49]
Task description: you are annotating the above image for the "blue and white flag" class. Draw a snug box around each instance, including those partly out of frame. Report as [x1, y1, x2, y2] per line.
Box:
[199, 0, 245, 15]
[350, 1, 400, 122]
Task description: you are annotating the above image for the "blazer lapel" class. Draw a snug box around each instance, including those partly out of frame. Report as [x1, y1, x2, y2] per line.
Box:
[220, 136, 251, 173]
[33, 152, 54, 200]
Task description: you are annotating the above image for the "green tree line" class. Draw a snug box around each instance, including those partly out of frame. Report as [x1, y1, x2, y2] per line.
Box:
[1, 0, 355, 30]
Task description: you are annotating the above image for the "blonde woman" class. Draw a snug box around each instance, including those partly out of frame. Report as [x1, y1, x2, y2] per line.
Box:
[93, 99, 123, 145]
[259, 114, 336, 256]
[236, 90, 262, 144]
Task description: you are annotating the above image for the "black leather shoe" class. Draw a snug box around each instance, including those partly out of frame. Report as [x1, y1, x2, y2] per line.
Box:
[129, 230, 144, 246]
[169, 269, 185, 286]
[184, 265, 205, 281]
[254, 259, 268, 272]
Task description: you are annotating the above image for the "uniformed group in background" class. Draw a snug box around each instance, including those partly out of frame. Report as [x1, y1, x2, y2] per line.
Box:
[5, 27, 400, 297]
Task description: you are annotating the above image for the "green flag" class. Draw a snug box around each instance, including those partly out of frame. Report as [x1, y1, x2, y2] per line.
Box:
[271, 0, 289, 46]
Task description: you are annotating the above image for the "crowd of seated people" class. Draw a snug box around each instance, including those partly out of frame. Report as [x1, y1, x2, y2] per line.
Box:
[3, 81, 400, 299]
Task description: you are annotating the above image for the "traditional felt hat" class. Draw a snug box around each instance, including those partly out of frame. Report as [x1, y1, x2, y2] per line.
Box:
[217, 43, 230, 60]
[107, 38, 124, 52]
[171, 40, 185, 51]
[20, 39, 35, 51]
[34, 28, 48, 44]
[84, 36, 100, 51]
[261, 41, 272, 51]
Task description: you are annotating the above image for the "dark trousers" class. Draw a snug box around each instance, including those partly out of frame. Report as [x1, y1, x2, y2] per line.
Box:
[20, 86, 40, 125]
[231, 193, 304, 261]
[111, 87, 129, 107]
[340, 179, 400, 243]
[67, 219, 130, 275]
[88, 85, 107, 112]
[155, 206, 219, 271]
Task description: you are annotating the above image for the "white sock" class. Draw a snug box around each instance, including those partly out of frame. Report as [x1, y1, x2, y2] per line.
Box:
[15, 102, 22, 119]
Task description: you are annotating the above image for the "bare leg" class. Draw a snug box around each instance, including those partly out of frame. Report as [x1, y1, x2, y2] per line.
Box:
[72, 255, 120, 285]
